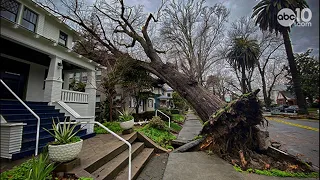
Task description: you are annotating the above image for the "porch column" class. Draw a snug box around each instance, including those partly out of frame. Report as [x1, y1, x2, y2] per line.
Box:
[63, 72, 70, 90]
[44, 56, 63, 102]
[85, 70, 96, 133]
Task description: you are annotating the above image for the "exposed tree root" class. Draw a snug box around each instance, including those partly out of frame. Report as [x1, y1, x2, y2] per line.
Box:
[200, 90, 314, 173]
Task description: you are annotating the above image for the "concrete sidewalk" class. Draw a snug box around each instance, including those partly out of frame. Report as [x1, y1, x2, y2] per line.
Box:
[163, 152, 317, 180]
[173, 111, 203, 145]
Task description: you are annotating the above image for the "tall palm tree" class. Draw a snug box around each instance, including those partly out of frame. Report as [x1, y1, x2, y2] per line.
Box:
[227, 37, 260, 94]
[252, 0, 308, 114]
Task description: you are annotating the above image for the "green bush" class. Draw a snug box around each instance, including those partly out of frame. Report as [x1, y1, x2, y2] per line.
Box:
[136, 124, 176, 149]
[27, 154, 55, 180]
[149, 116, 167, 130]
[170, 109, 180, 114]
[94, 121, 122, 134]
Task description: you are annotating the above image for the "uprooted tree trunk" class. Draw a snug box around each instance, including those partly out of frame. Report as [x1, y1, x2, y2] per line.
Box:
[198, 90, 313, 172]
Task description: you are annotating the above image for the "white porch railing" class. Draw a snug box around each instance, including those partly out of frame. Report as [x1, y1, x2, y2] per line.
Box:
[0, 79, 41, 156]
[155, 109, 171, 128]
[61, 89, 88, 103]
[56, 121, 132, 180]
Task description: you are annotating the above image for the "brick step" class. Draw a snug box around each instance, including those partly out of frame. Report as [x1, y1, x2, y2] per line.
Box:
[115, 148, 154, 180]
[92, 142, 145, 180]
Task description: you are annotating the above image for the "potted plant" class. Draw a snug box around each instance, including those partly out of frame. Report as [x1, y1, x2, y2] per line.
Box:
[118, 109, 134, 130]
[44, 118, 83, 162]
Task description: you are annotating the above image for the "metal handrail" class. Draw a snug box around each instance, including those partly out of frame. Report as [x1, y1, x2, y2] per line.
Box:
[0, 79, 41, 156]
[155, 109, 171, 128]
[56, 121, 132, 180]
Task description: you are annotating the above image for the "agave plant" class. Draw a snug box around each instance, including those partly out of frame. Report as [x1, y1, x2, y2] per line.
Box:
[27, 153, 55, 180]
[117, 109, 134, 122]
[44, 118, 82, 145]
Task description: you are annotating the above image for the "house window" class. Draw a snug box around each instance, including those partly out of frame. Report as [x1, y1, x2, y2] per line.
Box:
[82, 75, 87, 83]
[96, 95, 101, 102]
[1, 0, 20, 22]
[21, 7, 37, 32]
[58, 31, 68, 46]
[96, 70, 101, 81]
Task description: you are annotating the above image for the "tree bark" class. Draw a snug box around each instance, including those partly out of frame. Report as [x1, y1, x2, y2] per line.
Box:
[140, 61, 224, 121]
[282, 30, 308, 114]
[241, 64, 247, 94]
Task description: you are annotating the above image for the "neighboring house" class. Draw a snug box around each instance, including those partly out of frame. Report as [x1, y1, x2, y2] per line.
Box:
[0, 0, 105, 159]
[66, 69, 106, 117]
[270, 85, 288, 104]
[277, 91, 297, 105]
[125, 83, 174, 114]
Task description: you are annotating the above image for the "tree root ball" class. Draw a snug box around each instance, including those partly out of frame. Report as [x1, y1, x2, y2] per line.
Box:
[199, 89, 313, 172]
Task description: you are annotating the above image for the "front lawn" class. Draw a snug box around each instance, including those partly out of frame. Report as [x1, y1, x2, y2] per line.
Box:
[165, 121, 182, 132]
[172, 114, 185, 123]
[136, 124, 176, 150]
[94, 121, 123, 134]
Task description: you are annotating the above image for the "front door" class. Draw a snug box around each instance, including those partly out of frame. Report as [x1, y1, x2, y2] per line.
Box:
[0, 57, 30, 100]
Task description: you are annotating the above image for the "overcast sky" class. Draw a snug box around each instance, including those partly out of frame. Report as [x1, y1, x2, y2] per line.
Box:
[121, 0, 319, 56]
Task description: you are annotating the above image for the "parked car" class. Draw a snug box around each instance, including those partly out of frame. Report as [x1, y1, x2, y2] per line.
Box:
[272, 105, 289, 112]
[262, 107, 271, 112]
[284, 105, 299, 113]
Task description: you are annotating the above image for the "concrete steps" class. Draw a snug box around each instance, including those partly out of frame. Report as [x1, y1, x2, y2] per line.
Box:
[115, 148, 154, 180]
[70, 133, 155, 180]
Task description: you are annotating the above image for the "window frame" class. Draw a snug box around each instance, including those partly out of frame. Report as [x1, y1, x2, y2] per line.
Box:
[1, 0, 21, 22]
[21, 7, 38, 32]
[58, 31, 68, 46]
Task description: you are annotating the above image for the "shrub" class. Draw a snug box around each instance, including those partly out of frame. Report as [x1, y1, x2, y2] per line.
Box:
[117, 109, 134, 122]
[149, 116, 167, 130]
[94, 121, 122, 134]
[132, 111, 155, 121]
[43, 118, 81, 145]
[27, 154, 55, 180]
[170, 109, 180, 114]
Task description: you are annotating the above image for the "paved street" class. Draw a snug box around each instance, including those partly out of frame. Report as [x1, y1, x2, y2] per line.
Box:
[262, 117, 319, 168]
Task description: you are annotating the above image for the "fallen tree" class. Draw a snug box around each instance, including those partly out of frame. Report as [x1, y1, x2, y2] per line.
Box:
[40, 0, 316, 174]
[199, 89, 314, 172]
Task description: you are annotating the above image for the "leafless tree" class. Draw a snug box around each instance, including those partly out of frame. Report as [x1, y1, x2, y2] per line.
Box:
[256, 32, 286, 107]
[160, 0, 229, 85]
[226, 17, 287, 104]
[40, 0, 224, 121]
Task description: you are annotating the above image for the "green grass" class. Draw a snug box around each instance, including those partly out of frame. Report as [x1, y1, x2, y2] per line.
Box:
[94, 121, 123, 134]
[233, 166, 319, 178]
[172, 114, 185, 123]
[165, 122, 182, 132]
[136, 124, 176, 149]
